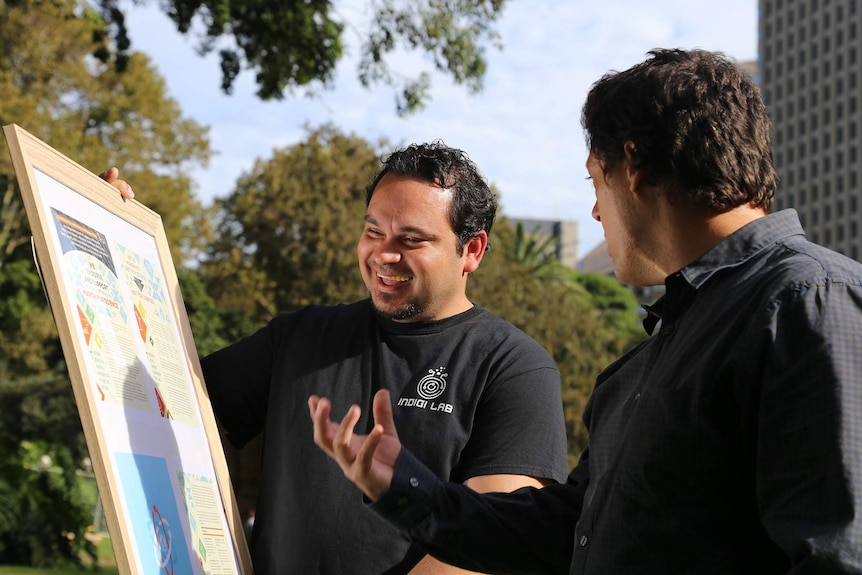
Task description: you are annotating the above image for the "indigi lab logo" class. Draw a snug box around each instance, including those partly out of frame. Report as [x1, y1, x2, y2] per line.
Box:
[417, 367, 448, 400]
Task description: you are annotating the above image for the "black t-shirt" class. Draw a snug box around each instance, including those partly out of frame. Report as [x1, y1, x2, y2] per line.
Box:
[203, 299, 567, 574]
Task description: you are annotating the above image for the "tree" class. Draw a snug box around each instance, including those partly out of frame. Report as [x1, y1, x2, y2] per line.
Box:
[504, 220, 559, 273]
[200, 124, 382, 338]
[0, 374, 96, 567]
[1, 0, 212, 269]
[98, 0, 508, 115]
[571, 271, 645, 353]
[0, 0, 211, 566]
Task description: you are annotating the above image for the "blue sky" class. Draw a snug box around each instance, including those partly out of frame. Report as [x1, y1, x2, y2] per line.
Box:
[123, 0, 758, 256]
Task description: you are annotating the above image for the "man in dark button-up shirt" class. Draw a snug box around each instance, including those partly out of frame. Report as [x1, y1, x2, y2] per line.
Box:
[310, 48, 862, 574]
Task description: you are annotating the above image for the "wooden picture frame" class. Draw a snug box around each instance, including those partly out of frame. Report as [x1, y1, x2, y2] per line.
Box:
[3, 124, 253, 575]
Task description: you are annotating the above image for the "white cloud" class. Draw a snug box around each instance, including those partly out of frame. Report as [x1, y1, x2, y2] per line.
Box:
[123, 0, 758, 256]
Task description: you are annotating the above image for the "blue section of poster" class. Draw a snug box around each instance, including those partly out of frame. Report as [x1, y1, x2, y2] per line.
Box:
[114, 452, 196, 574]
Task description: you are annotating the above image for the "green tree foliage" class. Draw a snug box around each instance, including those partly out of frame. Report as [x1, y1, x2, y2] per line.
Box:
[200, 125, 381, 338]
[0, 375, 95, 567]
[571, 271, 646, 353]
[1, 0, 211, 268]
[504, 221, 558, 273]
[178, 267, 229, 358]
[97, 0, 507, 115]
[0, 0, 211, 566]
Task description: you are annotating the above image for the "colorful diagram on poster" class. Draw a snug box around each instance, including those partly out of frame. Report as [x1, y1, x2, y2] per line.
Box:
[115, 243, 198, 426]
[52, 208, 150, 410]
[115, 452, 195, 574]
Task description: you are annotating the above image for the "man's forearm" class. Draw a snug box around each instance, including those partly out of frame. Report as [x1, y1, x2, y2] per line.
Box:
[372, 448, 581, 575]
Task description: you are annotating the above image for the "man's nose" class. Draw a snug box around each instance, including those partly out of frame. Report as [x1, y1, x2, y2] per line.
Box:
[591, 201, 601, 222]
[372, 240, 402, 264]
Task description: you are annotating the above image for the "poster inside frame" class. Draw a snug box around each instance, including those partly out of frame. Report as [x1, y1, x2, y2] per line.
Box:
[3, 124, 253, 575]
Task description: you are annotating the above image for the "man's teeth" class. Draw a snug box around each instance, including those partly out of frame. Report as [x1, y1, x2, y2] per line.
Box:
[379, 273, 411, 282]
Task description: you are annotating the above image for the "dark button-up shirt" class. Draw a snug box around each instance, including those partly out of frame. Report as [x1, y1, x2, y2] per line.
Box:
[371, 210, 862, 574]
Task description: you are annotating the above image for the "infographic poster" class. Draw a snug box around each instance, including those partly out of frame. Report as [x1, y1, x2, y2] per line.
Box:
[4, 124, 252, 575]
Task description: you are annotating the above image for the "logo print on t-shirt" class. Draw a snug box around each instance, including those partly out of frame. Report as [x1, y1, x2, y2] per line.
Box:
[417, 367, 447, 400]
[396, 366, 454, 413]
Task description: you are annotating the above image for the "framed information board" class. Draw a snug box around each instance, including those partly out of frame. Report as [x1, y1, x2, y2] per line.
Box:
[3, 124, 253, 575]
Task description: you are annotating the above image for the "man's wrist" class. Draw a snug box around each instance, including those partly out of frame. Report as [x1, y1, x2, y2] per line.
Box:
[369, 448, 438, 530]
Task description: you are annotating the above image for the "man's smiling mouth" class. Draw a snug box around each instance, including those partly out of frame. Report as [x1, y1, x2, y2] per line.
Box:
[377, 272, 413, 286]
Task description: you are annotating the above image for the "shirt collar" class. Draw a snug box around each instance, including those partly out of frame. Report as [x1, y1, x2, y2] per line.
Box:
[678, 208, 806, 289]
[641, 209, 806, 335]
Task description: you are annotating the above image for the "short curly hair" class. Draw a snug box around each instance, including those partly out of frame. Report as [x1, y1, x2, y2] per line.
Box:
[582, 48, 777, 212]
[367, 141, 497, 254]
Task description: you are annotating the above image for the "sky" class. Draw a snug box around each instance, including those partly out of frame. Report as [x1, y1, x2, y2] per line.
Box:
[122, 0, 758, 257]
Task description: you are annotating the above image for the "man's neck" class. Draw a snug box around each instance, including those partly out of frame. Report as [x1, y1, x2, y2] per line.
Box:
[661, 203, 767, 277]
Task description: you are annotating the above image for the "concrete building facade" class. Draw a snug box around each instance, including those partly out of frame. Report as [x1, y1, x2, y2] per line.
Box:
[760, 0, 862, 261]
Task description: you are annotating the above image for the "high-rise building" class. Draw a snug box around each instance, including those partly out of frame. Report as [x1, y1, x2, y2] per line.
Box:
[759, 0, 862, 262]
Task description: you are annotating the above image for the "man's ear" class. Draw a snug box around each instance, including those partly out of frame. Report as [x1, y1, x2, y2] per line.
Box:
[463, 230, 489, 274]
[623, 141, 646, 195]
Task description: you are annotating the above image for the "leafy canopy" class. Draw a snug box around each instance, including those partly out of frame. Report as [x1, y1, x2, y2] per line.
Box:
[0, 0, 211, 566]
[97, 0, 508, 115]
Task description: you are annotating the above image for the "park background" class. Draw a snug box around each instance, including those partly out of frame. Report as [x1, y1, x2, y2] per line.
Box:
[0, 0, 755, 570]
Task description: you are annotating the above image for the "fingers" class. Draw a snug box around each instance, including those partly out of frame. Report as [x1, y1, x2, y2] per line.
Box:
[98, 166, 134, 199]
[98, 167, 119, 183]
[355, 424, 384, 476]
[333, 405, 361, 464]
[309, 395, 336, 456]
[308, 394, 396, 501]
[371, 390, 397, 439]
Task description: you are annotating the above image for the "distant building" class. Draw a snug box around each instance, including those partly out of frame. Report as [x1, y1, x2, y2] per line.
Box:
[760, 0, 862, 262]
[508, 217, 580, 268]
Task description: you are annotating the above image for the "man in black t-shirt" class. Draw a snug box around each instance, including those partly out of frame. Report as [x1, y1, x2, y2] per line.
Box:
[106, 142, 568, 574]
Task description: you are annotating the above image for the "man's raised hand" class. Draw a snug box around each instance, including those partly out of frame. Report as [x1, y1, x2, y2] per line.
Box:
[309, 389, 401, 501]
